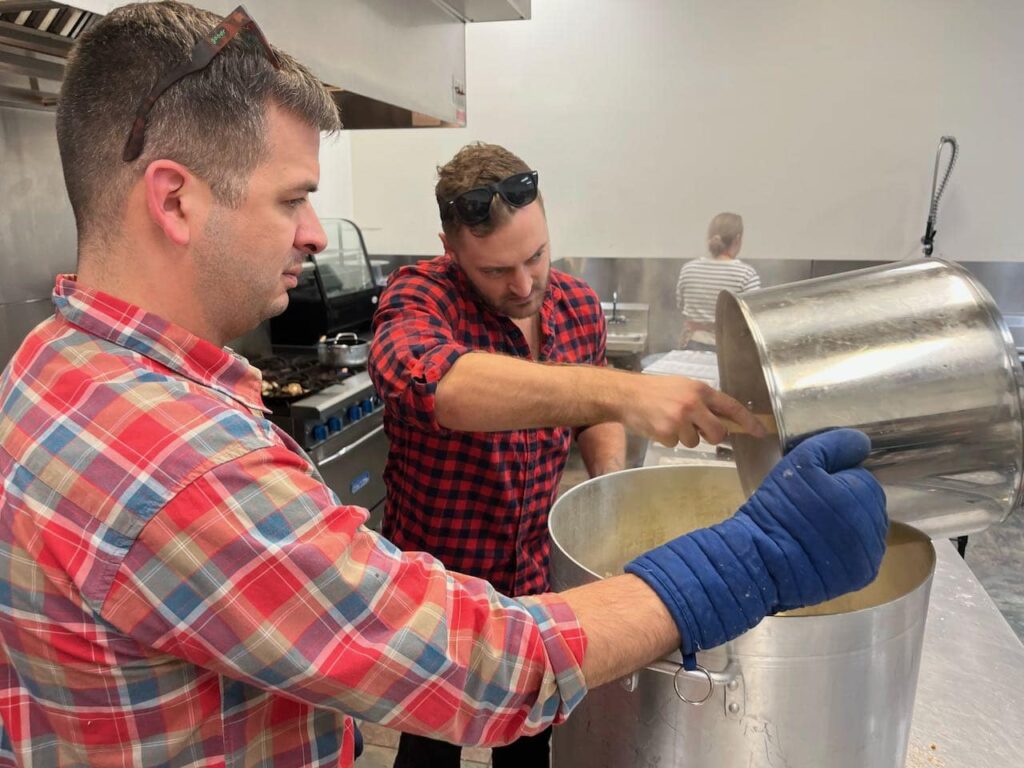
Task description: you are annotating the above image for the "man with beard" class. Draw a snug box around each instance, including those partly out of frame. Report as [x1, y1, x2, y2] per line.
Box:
[369, 142, 768, 767]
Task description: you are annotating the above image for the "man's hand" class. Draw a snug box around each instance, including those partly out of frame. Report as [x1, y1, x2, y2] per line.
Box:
[624, 429, 888, 667]
[616, 375, 766, 447]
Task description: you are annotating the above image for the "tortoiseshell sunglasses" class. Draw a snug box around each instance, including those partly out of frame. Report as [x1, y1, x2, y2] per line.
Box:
[122, 5, 280, 162]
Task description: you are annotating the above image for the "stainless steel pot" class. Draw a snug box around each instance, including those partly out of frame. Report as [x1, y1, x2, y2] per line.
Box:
[717, 257, 1024, 538]
[317, 332, 369, 368]
[549, 463, 935, 768]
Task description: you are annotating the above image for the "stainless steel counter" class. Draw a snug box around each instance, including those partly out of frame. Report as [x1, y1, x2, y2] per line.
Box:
[905, 540, 1024, 767]
[642, 442, 1024, 767]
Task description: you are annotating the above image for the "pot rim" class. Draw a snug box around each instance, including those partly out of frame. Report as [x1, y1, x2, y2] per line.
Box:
[550, 463, 937, 623]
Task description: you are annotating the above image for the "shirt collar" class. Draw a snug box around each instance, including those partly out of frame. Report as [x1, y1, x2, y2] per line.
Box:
[52, 274, 266, 413]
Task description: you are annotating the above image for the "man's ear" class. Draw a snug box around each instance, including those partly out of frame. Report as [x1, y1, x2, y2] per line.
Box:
[439, 232, 456, 260]
[143, 160, 203, 247]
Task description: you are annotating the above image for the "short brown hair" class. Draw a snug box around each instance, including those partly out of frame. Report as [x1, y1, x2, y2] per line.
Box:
[435, 142, 544, 240]
[56, 1, 340, 245]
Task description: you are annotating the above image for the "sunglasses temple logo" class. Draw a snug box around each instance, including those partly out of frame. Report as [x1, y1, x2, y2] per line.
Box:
[209, 27, 227, 46]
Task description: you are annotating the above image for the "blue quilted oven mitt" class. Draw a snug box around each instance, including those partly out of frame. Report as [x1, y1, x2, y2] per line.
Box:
[625, 428, 888, 670]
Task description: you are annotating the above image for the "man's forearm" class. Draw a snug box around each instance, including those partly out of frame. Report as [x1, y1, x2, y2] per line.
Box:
[577, 422, 627, 477]
[560, 575, 680, 689]
[434, 351, 628, 432]
[433, 349, 765, 447]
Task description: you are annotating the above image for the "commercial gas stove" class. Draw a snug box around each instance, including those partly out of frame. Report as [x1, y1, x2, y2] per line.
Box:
[253, 349, 387, 530]
[254, 352, 379, 445]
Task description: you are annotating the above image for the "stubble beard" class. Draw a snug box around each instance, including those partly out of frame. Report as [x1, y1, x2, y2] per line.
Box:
[192, 210, 270, 343]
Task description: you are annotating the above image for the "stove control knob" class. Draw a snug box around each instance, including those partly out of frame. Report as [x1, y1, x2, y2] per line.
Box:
[327, 416, 342, 433]
[347, 404, 362, 422]
[312, 423, 329, 443]
[361, 398, 374, 416]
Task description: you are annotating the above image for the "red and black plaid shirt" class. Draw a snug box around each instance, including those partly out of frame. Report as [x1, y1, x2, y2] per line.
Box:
[369, 256, 607, 596]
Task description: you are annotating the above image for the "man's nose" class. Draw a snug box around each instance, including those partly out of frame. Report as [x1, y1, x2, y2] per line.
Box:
[297, 208, 328, 255]
[509, 267, 533, 297]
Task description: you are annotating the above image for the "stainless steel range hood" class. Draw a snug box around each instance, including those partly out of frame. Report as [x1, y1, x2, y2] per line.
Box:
[0, 1, 98, 111]
[0, 0, 530, 127]
[434, 0, 530, 23]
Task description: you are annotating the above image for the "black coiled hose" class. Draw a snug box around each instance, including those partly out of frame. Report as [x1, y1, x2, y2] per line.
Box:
[922, 136, 959, 256]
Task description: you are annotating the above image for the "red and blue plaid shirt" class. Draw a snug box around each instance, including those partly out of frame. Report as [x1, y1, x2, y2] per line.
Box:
[369, 256, 608, 597]
[0, 275, 587, 768]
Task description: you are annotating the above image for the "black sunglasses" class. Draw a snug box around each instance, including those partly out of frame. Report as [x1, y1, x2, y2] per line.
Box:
[122, 5, 281, 162]
[442, 170, 540, 226]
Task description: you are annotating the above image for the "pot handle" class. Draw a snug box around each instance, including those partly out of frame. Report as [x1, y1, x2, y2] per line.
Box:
[650, 661, 715, 705]
[640, 646, 741, 707]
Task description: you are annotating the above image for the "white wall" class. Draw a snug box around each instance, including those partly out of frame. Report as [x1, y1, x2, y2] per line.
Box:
[350, 0, 1024, 262]
[311, 132, 355, 221]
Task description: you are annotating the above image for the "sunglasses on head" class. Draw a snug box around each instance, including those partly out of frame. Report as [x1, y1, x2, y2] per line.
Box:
[122, 5, 280, 162]
[442, 170, 540, 226]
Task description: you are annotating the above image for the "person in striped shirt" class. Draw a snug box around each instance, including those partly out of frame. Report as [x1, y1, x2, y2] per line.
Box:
[0, 4, 888, 767]
[675, 212, 761, 349]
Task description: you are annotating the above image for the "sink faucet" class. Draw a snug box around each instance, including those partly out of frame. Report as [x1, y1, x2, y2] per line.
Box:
[608, 290, 627, 325]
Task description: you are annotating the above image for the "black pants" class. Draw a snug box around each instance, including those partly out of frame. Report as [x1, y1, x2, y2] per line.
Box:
[392, 727, 552, 768]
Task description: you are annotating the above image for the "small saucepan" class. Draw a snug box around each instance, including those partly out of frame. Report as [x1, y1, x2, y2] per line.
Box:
[318, 332, 370, 368]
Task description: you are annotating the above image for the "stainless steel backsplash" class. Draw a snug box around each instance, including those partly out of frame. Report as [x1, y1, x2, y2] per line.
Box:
[373, 255, 1024, 357]
[0, 106, 76, 368]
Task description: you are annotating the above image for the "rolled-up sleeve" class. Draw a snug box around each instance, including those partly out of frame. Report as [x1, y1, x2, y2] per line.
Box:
[101, 445, 589, 746]
[369, 271, 472, 433]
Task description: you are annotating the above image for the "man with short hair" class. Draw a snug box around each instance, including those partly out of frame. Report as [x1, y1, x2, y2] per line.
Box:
[0, 3, 887, 767]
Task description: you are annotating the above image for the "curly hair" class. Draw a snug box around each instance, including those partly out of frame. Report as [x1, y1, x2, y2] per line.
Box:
[435, 142, 544, 240]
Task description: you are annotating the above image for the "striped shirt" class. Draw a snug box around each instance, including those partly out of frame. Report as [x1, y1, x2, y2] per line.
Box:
[675, 257, 761, 329]
[0, 275, 587, 768]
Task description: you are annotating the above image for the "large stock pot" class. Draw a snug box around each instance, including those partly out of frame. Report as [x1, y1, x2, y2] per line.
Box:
[550, 463, 935, 768]
[717, 257, 1024, 538]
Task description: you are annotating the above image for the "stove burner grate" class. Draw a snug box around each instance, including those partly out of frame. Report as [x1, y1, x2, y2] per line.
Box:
[252, 355, 357, 403]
